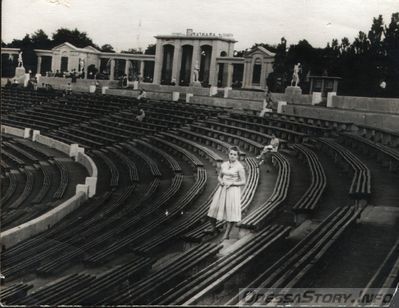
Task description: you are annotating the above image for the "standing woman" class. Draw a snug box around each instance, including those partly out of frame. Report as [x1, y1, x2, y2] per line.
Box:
[206, 146, 246, 240]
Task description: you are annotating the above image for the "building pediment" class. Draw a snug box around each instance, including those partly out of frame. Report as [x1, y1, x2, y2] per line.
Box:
[244, 46, 275, 58]
[52, 42, 100, 54]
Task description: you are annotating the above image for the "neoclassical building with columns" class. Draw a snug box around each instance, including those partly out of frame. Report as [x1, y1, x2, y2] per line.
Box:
[1, 29, 275, 89]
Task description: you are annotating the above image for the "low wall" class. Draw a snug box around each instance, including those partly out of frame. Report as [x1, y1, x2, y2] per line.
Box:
[76, 151, 98, 177]
[331, 96, 399, 114]
[39, 76, 118, 92]
[190, 96, 262, 110]
[105, 88, 172, 101]
[1, 125, 26, 138]
[283, 104, 399, 131]
[35, 133, 70, 155]
[0, 192, 86, 249]
[0, 128, 99, 249]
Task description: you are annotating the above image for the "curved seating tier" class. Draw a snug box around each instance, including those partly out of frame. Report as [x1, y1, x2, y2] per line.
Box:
[356, 124, 399, 148]
[318, 138, 371, 199]
[0, 283, 33, 305]
[151, 224, 291, 305]
[263, 111, 353, 132]
[340, 132, 399, 172]
[291, 144, 327, 212]
[190, 124, 264, 155]
[177, 127, 247, 159]
[238, 153, 291, 230]
[218, 115, 306, 143]
[101, 243, 222, 305]
[160, 131, 223, 168]
[133, 139, 182, 173]
[232, 112, 333, 136]
[228, 206, 361, 306]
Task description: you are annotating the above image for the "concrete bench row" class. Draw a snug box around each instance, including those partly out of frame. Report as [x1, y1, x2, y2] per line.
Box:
[238, 152, 291, 230]
[264, 111, 353, 131]
[134, 139, 182, 173]
[177, 127, 247, 160]
[229, 206, 362, 305]
[84, 167, 203, 265]
[361, 237, 399, 306]
[190, 124, 264, 156]
[101, 243, 222, 305]
[356, 124, 399, 148]
[220, 115, 308, 143]
[120, 142, 162, 177]
[160, 131, 223, 169]
[233, 112, 332, 136]
[318, 138, 371, 198]
[0, 283, 33, 305]
[291, 144, 327, 212]
[91, 149, 119, 187]
[13, 256, 152, 305]
[340, 133, 399, 172]
[152, 224, 291, 305]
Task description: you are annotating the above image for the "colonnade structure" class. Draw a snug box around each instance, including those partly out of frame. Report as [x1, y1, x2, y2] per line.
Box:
[1, 29, 275, 89]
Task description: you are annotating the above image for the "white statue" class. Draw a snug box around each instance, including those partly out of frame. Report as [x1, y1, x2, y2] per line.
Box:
[291, 63, 301, 87]
[17, 51, 23, 67]
[193, 61, 200, 82]
[79, 58, 85, 71]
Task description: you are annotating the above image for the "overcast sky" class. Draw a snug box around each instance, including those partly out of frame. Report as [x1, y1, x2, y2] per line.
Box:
[2, 0, 397, 51]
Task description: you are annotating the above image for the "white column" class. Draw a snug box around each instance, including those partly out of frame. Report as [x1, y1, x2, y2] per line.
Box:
[124, 60, 130, 75]
[171, 41, 181, 83]
[260, 61, 267, 89]
[140, 61, 145, 77]
[37, 56, 42, 74]
[208, 41, 218, 86]
[109, 59, 115, 80]
[226, 63, 234, 87]
[153, 41, 163, 84]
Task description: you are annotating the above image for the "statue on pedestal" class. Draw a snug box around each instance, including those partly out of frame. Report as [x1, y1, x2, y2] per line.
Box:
[291, 62, 301, 87]
[17, 51, 24, 67]
[193, 61, 200, 82]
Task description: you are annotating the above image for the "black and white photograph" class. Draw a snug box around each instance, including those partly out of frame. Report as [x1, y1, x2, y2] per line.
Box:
[1, 0, 398, 306]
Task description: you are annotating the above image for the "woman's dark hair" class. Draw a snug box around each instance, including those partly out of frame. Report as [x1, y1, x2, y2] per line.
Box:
[229, 146, 240, 155]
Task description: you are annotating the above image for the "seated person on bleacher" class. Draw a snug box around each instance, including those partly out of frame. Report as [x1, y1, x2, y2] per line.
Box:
[135, 109, 145, 122]
[137, 89, 147, 102]
[256, 133, 279, 166]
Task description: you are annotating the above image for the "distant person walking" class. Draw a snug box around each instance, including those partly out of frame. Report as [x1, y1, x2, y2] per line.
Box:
[206, 146, 246, 240]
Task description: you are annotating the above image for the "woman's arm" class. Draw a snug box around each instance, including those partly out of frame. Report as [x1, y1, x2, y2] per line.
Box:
[218, 167, 224, 185]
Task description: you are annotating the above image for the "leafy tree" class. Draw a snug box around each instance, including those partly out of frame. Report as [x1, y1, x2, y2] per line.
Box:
[384, 12, 399, 97]
[144, 44, 156, 55]
[121, 48, 143, 54]
[100, 44, 115, 52]
[31, 29, 52, 49]
[52, 28, 97, 48]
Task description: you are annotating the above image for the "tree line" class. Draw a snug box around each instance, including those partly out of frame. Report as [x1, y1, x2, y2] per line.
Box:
[262, 13, 398, 97]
